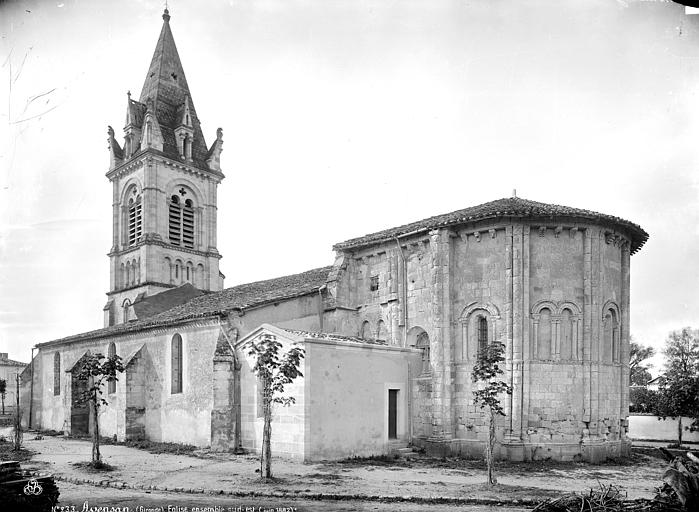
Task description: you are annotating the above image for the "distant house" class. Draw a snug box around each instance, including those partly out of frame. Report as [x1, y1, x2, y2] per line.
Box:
[646, 375, 664, 391]
[0, 353, 27, 411]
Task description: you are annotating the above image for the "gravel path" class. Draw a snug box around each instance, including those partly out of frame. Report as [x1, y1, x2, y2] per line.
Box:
[15, 432, 666, 502]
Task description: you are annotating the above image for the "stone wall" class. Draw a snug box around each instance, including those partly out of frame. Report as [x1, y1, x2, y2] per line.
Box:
[28, 320, 220, 447]
[305, 340, 421, 460]
[328, 218, 634, 461]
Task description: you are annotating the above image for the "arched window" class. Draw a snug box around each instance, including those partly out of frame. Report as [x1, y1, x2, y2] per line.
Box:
[171, 334, 183, 394]
[603, 308, 619, 363]
[128, 195, 143, 246]
[107, 342, 117, 394]
[53, 353, 60, 395]
[560, 309, 574, 360]
[477, 316, 488, 354]
[416, 332, 431, 374]
[122, 298, 131, 323]
[360, 320, 371, 339]
[459, 304, 499, 361]
[168, 192, 195, 249]
[537, 308, 553, 359]
[376, 320, 388, 342]
[196, 263, 205, 288]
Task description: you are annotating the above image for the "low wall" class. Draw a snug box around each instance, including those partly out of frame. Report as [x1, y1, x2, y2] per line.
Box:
[628, 415, 699, 444]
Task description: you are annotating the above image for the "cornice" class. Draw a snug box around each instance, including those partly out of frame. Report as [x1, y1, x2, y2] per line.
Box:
[106, 149, 224, 183]
[106, 281, 175, 296]
[109, 239, 222, 259]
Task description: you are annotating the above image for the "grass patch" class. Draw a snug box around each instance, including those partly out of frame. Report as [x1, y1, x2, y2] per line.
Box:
[0, 440, 36, 462]
[117, 438, 197, 455]
[71, 460, 117, 472]
[35, 429, 64, 437]
[338, 454, 407, 466]
[61, 434, 197, 456]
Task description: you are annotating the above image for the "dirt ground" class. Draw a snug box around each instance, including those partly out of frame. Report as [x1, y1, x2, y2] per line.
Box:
[11, 431, 667, 502]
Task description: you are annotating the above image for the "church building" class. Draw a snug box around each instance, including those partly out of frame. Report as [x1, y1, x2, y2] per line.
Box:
[23, 10, 648, 463]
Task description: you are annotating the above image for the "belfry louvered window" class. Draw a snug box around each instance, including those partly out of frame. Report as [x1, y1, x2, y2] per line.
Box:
[128, 196, 143, 246]
[168, 195, 195, 248]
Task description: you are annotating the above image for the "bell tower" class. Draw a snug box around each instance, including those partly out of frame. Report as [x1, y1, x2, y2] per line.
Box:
[104, 9, 225, 326]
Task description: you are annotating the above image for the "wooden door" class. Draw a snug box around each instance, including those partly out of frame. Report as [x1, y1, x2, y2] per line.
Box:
[388, 389, 398, 439]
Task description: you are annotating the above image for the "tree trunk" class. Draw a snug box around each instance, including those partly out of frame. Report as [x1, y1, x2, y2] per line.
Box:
[486, 407, 497, 485]
[13, 375, 21, 451]
[678, 416, 683, 448]
[92, 398, 101, 464]
[261, 378, 272, 479]
[2, 394, 5, 415]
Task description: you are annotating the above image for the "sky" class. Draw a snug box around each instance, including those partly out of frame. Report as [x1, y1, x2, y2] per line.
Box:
[0, 0, 698, 374]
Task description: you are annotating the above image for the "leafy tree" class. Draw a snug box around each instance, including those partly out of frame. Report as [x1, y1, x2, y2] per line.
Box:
[472, 341, 512, 486]
[629, 340, 655, 386]
[629, 386, 659, 414]
[245, 333, 304, 480]
[0, 379, 5, 415]
[76, 353, 124, 464]
[652, 328, 699, 446]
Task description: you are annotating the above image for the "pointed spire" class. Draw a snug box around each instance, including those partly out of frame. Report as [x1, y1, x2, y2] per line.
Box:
[139, 9, 208, 166]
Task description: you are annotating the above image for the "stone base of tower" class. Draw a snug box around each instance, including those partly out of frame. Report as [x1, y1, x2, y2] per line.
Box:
[412, 436, 631, 463]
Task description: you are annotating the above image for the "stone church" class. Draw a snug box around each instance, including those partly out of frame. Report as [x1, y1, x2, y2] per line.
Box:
[22, 10, 648, 463]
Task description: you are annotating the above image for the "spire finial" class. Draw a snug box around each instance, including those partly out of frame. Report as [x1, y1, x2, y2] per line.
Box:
[163, 2, 170, 23]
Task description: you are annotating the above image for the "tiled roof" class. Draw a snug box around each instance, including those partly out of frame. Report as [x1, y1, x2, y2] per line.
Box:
[36, 266, 332, 348]
[153, 266, 332, 321]
[132, 283, 204, 320]
[126, 99, 147, 128]
[280, 328, 388, 346]
[137, 12, 218, 174]
[333, 197, 649, 254]
[0, 357, 27, 366]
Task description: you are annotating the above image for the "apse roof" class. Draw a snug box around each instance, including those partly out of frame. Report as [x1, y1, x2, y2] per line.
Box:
[333, 196, 649, 254]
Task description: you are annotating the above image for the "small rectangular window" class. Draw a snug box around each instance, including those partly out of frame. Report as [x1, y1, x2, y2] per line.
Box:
[370, 275, 379, 292]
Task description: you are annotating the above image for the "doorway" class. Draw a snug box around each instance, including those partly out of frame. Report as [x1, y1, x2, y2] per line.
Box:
[70, 372, 89, 436]
[388, 389, 398, 440]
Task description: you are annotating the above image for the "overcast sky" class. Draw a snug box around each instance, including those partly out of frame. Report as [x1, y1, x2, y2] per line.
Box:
[1, 0, 698, 373]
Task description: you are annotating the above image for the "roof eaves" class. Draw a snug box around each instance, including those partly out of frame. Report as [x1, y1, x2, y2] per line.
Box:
[36, 313, 222, 349]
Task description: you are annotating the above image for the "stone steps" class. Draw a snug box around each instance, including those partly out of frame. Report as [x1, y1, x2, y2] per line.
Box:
[388, 441, 420, 457]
